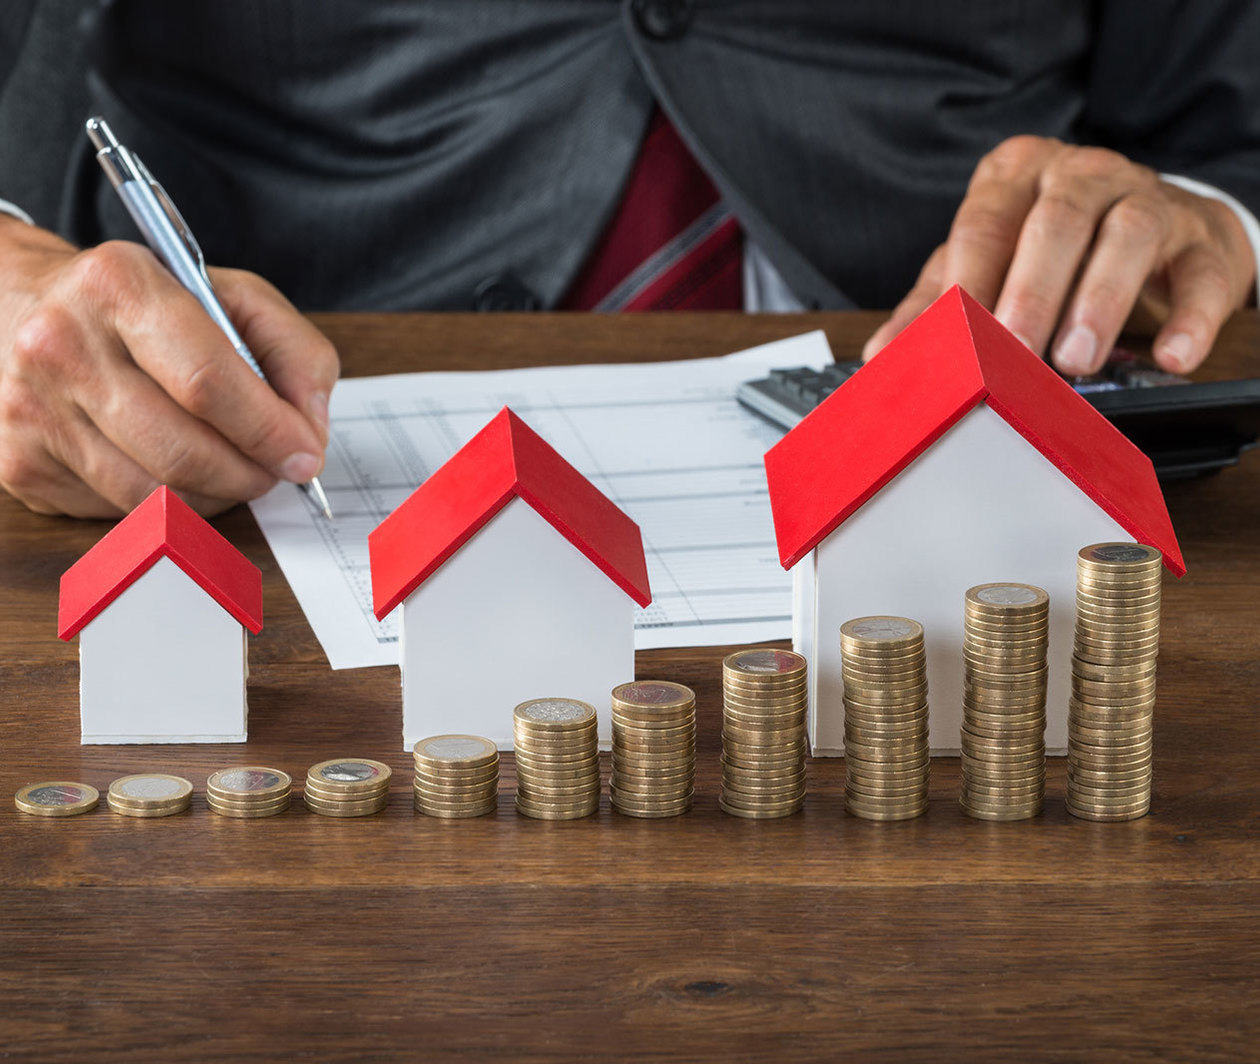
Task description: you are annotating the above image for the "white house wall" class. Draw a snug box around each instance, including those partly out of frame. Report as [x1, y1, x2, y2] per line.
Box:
[807, 403, 1133, 755]
[79, 556, 248, 743]
[400, 497, 636, 750]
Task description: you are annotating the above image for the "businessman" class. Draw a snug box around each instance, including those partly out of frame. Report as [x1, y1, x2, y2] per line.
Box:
[1, 1, 1257, 517]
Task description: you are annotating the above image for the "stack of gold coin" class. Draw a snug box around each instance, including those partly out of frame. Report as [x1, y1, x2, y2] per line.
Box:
[106, 773, 193, 817]
[304, 758, 392, 817]
[206, 766, 292, 818]
[720, 649, 808, 819]
[513, 698, 600, 820]
[840, 617, 929, 820]
[609, 681, 696, 818]
[960, 584, 1049, 820]
[1068, 542, 1162, 822]
[14, 781, 99, 817]
[413, 735, 500, 818]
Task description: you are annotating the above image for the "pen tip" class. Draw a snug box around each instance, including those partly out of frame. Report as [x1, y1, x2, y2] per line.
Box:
[306, 476, 334, 520]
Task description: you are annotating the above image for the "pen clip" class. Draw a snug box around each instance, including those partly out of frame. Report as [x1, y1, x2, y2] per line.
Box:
[131, 153, 208, 278]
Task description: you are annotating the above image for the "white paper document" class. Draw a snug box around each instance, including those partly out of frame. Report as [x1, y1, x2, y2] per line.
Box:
[250, 331, 834, 669]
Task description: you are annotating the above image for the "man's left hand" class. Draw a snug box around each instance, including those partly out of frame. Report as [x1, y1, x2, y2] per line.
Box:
[862, 136, 1257, 374]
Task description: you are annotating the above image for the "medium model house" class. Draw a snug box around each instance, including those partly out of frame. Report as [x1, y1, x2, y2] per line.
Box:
[369, 407, 652, 750]
[58, 485, 263, 743]
[764, 286, 1184, 755]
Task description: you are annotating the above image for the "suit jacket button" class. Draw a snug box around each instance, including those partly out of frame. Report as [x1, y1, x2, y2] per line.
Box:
[632, 0, 695, 40]
[474, 274, 540, 311]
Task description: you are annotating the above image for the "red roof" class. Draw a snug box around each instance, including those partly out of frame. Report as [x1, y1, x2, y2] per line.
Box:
[764, 286, 1185, 576]
[58, 486, 264, 640]
[368, 407, 652, 618]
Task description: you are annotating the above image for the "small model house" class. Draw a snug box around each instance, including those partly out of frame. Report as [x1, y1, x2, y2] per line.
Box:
[58, 485, 263, 744]
[764, 286, 1184, 755]
[369, 407, 651, 750]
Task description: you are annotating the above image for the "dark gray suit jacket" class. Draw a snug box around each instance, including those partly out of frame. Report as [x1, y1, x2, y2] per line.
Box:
[3, 1, 1259, 311]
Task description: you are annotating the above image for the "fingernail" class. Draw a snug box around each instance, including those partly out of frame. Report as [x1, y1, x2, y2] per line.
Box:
[280, 452, 321, 483]
[1158, 332, 1194, 373]
[1055, 323, 1098, 375]
[308, 392, 329, 431]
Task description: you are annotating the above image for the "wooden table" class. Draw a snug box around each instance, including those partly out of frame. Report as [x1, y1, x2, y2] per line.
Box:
[3, 311, 1259, 1063]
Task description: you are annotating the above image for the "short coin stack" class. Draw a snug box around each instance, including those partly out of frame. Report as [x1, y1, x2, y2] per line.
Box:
[304, 758, 392, 817]
[107, 773, 193, 817]
[960, 584, 1049, 820]
[206, 766, 292, 818]
[719, 649, 808, 819]
[1068, 542, 1162, 822]
[513, 698, 601, 820]
[609, 681, 696, 818]
[14, 781, 99, 817]
[840, 617, 929, 820]
[413, 735, 500, 818]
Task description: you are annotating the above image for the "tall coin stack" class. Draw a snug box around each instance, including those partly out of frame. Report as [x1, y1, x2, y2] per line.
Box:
[960, 584, 1049, 820]
[207, 766, 292, 818]
[1067, 542, 1162, 822]
[609, 681, 696, 818]
[513, 698, 601, 820]
[413, 735, 500, 818]
[304, 758, 392, 817]
[840, 617, 930, 820]
[719, 649, 808, 819]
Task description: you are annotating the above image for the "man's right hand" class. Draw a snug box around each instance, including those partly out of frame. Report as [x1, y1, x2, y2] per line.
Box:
[0, 216, 339, 518]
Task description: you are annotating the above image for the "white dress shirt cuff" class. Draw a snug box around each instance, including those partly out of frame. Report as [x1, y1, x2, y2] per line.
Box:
[1161, 173, 1260, 306]
[0, 197, 35, 226]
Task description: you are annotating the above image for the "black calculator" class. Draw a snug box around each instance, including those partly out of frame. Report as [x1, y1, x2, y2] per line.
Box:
[737, 349, 1260, 481]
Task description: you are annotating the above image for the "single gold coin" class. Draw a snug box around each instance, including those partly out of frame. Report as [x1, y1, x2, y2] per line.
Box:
[965, 583, 1050, 614]
[1078, 542, 1163, 569]
[306, 759, 392, 794]
[723, 648, 807, 680]
[514, 697, 597, 731]
[15, 781, 99, 817]
[207, 766, 291, 802]
[840, 615, 924, 648]
[413, 735, 498, 771]
[611, 680, 695, 711]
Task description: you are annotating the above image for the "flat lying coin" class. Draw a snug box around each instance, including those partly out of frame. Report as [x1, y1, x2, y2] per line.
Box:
[15, 781, 99, 817]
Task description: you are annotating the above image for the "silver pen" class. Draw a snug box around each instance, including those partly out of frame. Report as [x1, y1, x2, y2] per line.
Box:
[84, 116, 334, 520]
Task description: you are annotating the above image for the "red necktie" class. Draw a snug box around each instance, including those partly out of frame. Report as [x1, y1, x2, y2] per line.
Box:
[563, 109, 743, 311]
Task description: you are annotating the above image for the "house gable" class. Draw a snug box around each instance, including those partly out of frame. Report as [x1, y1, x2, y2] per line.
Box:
[59, 486, 263, 640]
[369, 407, 651, 620]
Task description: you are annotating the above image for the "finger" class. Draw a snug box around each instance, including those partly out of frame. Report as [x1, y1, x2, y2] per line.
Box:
[1050, 192, 1168, 375]
[0, 438, 120, 518]
[862, 244, 947, 360]
[211, 268, 340, 444]
[57, 400, 254, 518]
[941, 176, 1040, 311]
[995, 150, 1152, 356]
[74, 351, 277, 502]
[46, 405, 160, 512]
[70, 243, 327, 483]
[1150, 244, 1238, 374]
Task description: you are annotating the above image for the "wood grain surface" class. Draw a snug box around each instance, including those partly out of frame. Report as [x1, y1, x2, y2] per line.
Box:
[2, 310, 1259, 1062]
